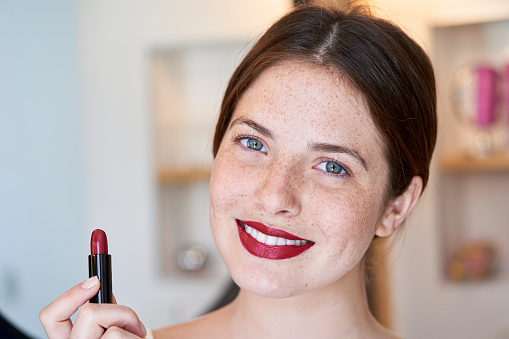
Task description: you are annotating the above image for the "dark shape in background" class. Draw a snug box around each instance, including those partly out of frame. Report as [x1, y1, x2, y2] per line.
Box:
[0, 312, 32, 339]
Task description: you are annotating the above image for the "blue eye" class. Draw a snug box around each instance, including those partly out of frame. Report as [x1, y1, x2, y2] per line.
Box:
[239, 137, 266, 153]
[315, 160, 349, 176]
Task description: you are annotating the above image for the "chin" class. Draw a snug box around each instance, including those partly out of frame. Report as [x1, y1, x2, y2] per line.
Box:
[227, 260, 317, 299]
[233, 273, 301, 298]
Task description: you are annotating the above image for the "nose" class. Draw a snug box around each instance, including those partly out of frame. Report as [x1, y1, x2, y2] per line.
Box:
[255, 159, 302, 216]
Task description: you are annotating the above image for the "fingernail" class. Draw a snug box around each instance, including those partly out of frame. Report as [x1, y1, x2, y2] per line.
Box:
[81, 276, 99, 289]
[140, 321, 147, 337]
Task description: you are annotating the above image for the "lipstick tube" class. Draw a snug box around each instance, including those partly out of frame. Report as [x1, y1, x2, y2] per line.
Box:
[88, 229, 112, 303]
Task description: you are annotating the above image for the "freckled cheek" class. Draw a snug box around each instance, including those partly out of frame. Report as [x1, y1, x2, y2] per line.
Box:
[209, 155, 245, 246]
[210, 152, 256, 213]
[314, 200, 377, 271]
[312, 191, 380, 244]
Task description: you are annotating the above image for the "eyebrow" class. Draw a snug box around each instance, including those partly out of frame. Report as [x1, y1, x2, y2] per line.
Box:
[230, 117, 367, 170]
[308, 142, 367, 170]
[230, 117, 274, 139]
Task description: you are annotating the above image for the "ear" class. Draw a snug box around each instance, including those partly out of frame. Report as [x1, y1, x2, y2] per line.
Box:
[375, 176, 423, 238]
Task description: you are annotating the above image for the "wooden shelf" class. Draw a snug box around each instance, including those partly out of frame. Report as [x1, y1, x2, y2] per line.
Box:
[439, 153, 509, 173]
[157, 166, 212, 184]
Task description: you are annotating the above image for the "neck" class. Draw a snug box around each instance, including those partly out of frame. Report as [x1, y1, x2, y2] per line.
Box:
[225, 263, 383, 339]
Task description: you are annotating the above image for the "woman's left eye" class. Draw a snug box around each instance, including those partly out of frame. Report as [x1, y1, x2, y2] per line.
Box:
[315, 160, 349, 176]
[239, 137, 267, 153]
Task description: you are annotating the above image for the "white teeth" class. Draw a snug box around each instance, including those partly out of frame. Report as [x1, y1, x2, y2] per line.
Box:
[276, 237, 286, 245]
[256, 232, 267, 243]
[241, 222, 310, 246]
[265, 235, 277, 246]
[251, 229, 258, 238]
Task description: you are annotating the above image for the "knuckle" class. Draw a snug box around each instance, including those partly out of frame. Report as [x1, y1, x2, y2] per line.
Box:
[39, 307, 50, 323]
[77, 302, 95, 318]
[104, 326, 123, 339]
[124, 306, 139, 321]
[112, 304, 138, 322]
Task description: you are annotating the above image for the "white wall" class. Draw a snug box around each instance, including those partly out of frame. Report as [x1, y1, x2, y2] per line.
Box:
[0, 1, 87, 337]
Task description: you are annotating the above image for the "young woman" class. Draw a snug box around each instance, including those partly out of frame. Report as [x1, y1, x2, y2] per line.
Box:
[40, 3, 436, 338]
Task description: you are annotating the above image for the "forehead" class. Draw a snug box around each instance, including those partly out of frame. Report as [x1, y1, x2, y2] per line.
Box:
[233, 61, 383, 150]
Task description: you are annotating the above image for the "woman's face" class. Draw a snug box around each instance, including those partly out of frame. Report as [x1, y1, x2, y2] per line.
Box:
[209, 61, 390, 298]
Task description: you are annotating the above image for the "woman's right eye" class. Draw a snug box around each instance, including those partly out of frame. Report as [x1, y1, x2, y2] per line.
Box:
[238, 137, 267, 153]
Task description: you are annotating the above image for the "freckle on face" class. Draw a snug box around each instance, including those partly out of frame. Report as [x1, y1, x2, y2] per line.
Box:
[209, 60, 389, 298]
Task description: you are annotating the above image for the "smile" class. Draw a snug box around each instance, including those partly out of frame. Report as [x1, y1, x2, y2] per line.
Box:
[237, 220, 314, 260]
[241, 221, 310, 246]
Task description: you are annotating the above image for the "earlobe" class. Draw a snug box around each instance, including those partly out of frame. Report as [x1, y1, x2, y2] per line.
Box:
[375, 176, 423, 237]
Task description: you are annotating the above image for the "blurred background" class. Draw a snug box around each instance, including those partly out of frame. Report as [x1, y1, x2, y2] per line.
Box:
[1, 0, 508, 338]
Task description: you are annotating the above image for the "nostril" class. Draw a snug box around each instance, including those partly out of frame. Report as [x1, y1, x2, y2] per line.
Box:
[255, 162, 302, 216]
[255, 187, 301, 216]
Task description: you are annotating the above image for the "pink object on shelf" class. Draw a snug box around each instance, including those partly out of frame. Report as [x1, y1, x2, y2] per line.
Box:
[506, 63, 509, 126]
[475, 66, 497, 127]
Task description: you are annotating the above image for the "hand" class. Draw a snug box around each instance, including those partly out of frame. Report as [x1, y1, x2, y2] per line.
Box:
[40, 276, 147, 339]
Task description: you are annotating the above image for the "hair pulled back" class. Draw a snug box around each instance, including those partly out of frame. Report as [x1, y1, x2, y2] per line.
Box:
[213, 4, 437, 200]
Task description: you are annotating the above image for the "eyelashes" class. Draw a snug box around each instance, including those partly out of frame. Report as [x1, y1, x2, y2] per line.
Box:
[231, 133, 352, 178]
[314, 159, 351, 177]
[232, 133, 267, 153]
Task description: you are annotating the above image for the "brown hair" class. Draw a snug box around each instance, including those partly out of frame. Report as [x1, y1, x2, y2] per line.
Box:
[213, 4, 437, 200]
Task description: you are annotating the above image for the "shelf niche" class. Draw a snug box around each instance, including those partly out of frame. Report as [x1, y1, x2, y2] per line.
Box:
[433, 16, 509, 284]
[151, 41, 249, 276]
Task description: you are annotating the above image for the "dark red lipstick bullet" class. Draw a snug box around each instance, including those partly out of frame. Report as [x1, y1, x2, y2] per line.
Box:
[88, 229, 112, 303]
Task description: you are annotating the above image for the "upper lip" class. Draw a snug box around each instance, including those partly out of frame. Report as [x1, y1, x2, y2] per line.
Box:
[238, 220, 311, 241]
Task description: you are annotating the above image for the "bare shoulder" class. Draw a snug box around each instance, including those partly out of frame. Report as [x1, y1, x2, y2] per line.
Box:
[152, 306, 233, 339]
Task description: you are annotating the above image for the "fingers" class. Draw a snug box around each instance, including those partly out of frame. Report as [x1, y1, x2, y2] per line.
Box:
[40, 278, 147, 339]
[71, 303, 147, 339]
[102, 326, 145, 339]
[40, 276, 100, 339]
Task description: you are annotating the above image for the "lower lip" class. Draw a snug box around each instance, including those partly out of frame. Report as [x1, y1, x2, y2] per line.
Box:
[237, 221, 314, 260]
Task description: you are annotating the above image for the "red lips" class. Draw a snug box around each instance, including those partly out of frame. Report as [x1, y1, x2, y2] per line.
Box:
[237, 220, 314, 260]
